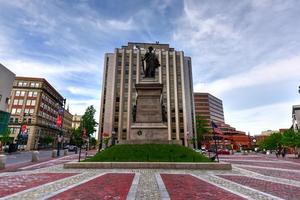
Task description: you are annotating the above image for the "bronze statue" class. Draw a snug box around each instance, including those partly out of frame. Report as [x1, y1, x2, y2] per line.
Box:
[142, 46, 160, 78]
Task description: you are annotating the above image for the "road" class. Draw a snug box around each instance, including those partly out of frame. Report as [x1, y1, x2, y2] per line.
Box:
[4, 150, 75, 165]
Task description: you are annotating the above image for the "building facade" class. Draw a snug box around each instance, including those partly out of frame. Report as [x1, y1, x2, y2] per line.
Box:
[194, 93, 224, 124]
[194, 93, 251, 150]
[72, 114, 82, 129]
[99, 42, 196, 146]
[7, 77, 65, 150]
[292, 105, 300, 131]
[0, 64, 15, 134]
[63, 107, 73, 144]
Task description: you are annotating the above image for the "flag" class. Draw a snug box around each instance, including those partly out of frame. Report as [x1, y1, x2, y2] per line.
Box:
[56, 115, 62, 128]
[211, 121, 223, 135]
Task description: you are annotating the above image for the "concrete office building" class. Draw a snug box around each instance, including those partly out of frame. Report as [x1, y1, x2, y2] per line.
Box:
[0, 64, 15, 134]
[72, 114, 82, 129]
[7, 77, 65, 150]
[292, 105, 300, 131]
[194, 93, 225, 124]
[99, 42, 196, 146]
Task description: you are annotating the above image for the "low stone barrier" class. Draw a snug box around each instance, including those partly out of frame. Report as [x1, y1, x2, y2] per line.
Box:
[32, 151, 39, 162]
[64, 162, 232, 170]
[0, 155, 6, 170]
[52, 150, 58, 158]
[64, 149, 68, 156]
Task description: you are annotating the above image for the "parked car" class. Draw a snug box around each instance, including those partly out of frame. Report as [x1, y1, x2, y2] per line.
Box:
[217, 149, 230, 155]
[64, 145, 78, 152]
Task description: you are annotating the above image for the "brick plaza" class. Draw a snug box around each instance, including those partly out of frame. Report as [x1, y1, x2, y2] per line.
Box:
[1, 153, 300, 199]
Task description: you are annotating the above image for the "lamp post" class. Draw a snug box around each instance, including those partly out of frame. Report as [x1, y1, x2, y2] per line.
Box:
[16, 112, 31, 151]
[57, 98, 66, 157]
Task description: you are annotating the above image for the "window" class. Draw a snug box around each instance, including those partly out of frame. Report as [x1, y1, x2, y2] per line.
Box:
[30, 82, 35, 87]
[15, 91, 21, 96]
[11, 108, 17, 114]
[28, 91, 33, 97]
[33, 91, 38, 97]
[15, 118, 19, 123]
[26, 100, 36, 106]
[29, 109, 34, 114]
[10, 118, 13, 123]
[13, 99, 23, 105]
[16, 108, 22, 114]
[20, 91, 25, 96]
[35, 83, 39, 87]
[28, 118, 32, 124]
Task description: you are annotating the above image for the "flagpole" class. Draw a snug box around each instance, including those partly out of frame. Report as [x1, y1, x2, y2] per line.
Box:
[213, 131, 219, 162]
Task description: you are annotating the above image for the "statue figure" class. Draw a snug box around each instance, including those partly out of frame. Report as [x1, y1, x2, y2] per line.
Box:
[142, 46, 160, 78]
[132, 105, 137, 122]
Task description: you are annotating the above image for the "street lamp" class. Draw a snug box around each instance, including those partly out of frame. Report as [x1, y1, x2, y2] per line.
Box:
[56, 98, 66, 157]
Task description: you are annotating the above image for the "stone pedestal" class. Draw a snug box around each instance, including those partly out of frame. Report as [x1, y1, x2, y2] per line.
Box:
[130, 79, 168, 142]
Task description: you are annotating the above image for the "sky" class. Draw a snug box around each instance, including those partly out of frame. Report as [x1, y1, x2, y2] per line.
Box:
[0, 0, 300, 135]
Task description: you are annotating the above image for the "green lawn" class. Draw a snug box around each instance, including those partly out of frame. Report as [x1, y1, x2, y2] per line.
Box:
[84, 144, 212, 162]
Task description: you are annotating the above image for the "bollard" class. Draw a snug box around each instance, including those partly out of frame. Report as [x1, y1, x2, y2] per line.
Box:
[32, 151, 39, 162]
[52, 150, 58, 158]
[64, 149, 68, 156]
[0, 155, 6, 170]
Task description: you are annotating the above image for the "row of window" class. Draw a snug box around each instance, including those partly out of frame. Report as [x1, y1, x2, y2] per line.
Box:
[11, 108, 35, 114]
[13, 99, 36, 106]
[17, 81, 40, 88]
[15, 90, 38, 97]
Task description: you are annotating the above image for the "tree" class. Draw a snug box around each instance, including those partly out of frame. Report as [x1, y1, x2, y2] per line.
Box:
[70, 128, 84, 147]
[80, 105, 98, 137]
[89, 137, 97, 149]
[258, 132, 282, 151]
[195, 115, 210, 147]
[281, 129, 300, 157]
[0, 128, 13, 151]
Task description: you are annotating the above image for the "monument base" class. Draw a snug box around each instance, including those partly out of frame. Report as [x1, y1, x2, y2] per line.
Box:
[119, 140, 181, 145]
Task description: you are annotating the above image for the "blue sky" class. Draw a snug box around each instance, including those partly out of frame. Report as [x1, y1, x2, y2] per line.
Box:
[1, 0, 300, 135]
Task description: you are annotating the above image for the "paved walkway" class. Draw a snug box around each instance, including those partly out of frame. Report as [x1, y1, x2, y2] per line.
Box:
[1, 153, 300, 199]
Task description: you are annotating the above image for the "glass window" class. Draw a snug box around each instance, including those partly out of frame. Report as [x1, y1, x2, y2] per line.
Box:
[33, 91, 38, 97]
[18, 99, 23, 105]
[14, 118, 19, 123]
[16, 108, 22, 114]
[26, 100, 31, 106]
[35, 83, 39, 87]
[30, 82, 35, 87]
[29, 109, 34, 114]
[31, 100, 36, 106]
[20, 91, 25, 96]
[28, 91, 33, 97]
[11, 108, 17, 114]
[15, 91, 21, 96]
[13, 99, 18, 105]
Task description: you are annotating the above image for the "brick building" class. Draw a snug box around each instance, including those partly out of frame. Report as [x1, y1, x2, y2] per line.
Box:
[7, 77, 66, 150]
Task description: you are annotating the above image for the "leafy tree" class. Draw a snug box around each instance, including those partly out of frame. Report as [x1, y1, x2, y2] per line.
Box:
[0, 128, 13, 151]
[258, 132, 282, 150]
[195, 115, 210, 147]
[281, 129, 300, 156]
[89, 137, 97, 149]
[70, 128, 84, 147]
[80, 105, 98, 137]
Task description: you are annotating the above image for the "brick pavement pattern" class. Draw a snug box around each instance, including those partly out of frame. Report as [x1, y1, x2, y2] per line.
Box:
[161, 174, 245, 200]
[223, 160, 300, 170]
[239, 166, 300, 182]
[0, 173, 77, 198]
[49, 173, 135, 200]
[219, 175, 300, 200]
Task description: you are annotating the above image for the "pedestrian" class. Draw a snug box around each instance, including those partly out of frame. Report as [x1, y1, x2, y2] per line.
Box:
[275, 149, 280, 158]
[281, 148, 286, 158]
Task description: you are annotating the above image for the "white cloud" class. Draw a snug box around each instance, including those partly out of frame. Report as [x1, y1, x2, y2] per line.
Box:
[173, 0, 239, 48]
[194, 54, 300, 96]
[226, 99, 298, 135]
[67, 86, 100, 97]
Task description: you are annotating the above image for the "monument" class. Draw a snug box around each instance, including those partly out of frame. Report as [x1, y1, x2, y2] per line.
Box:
[128, 46, 171, 143]
[99, 42, 196, 147]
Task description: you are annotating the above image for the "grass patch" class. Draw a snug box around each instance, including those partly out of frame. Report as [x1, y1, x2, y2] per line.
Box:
[84, 144, 212, 162]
